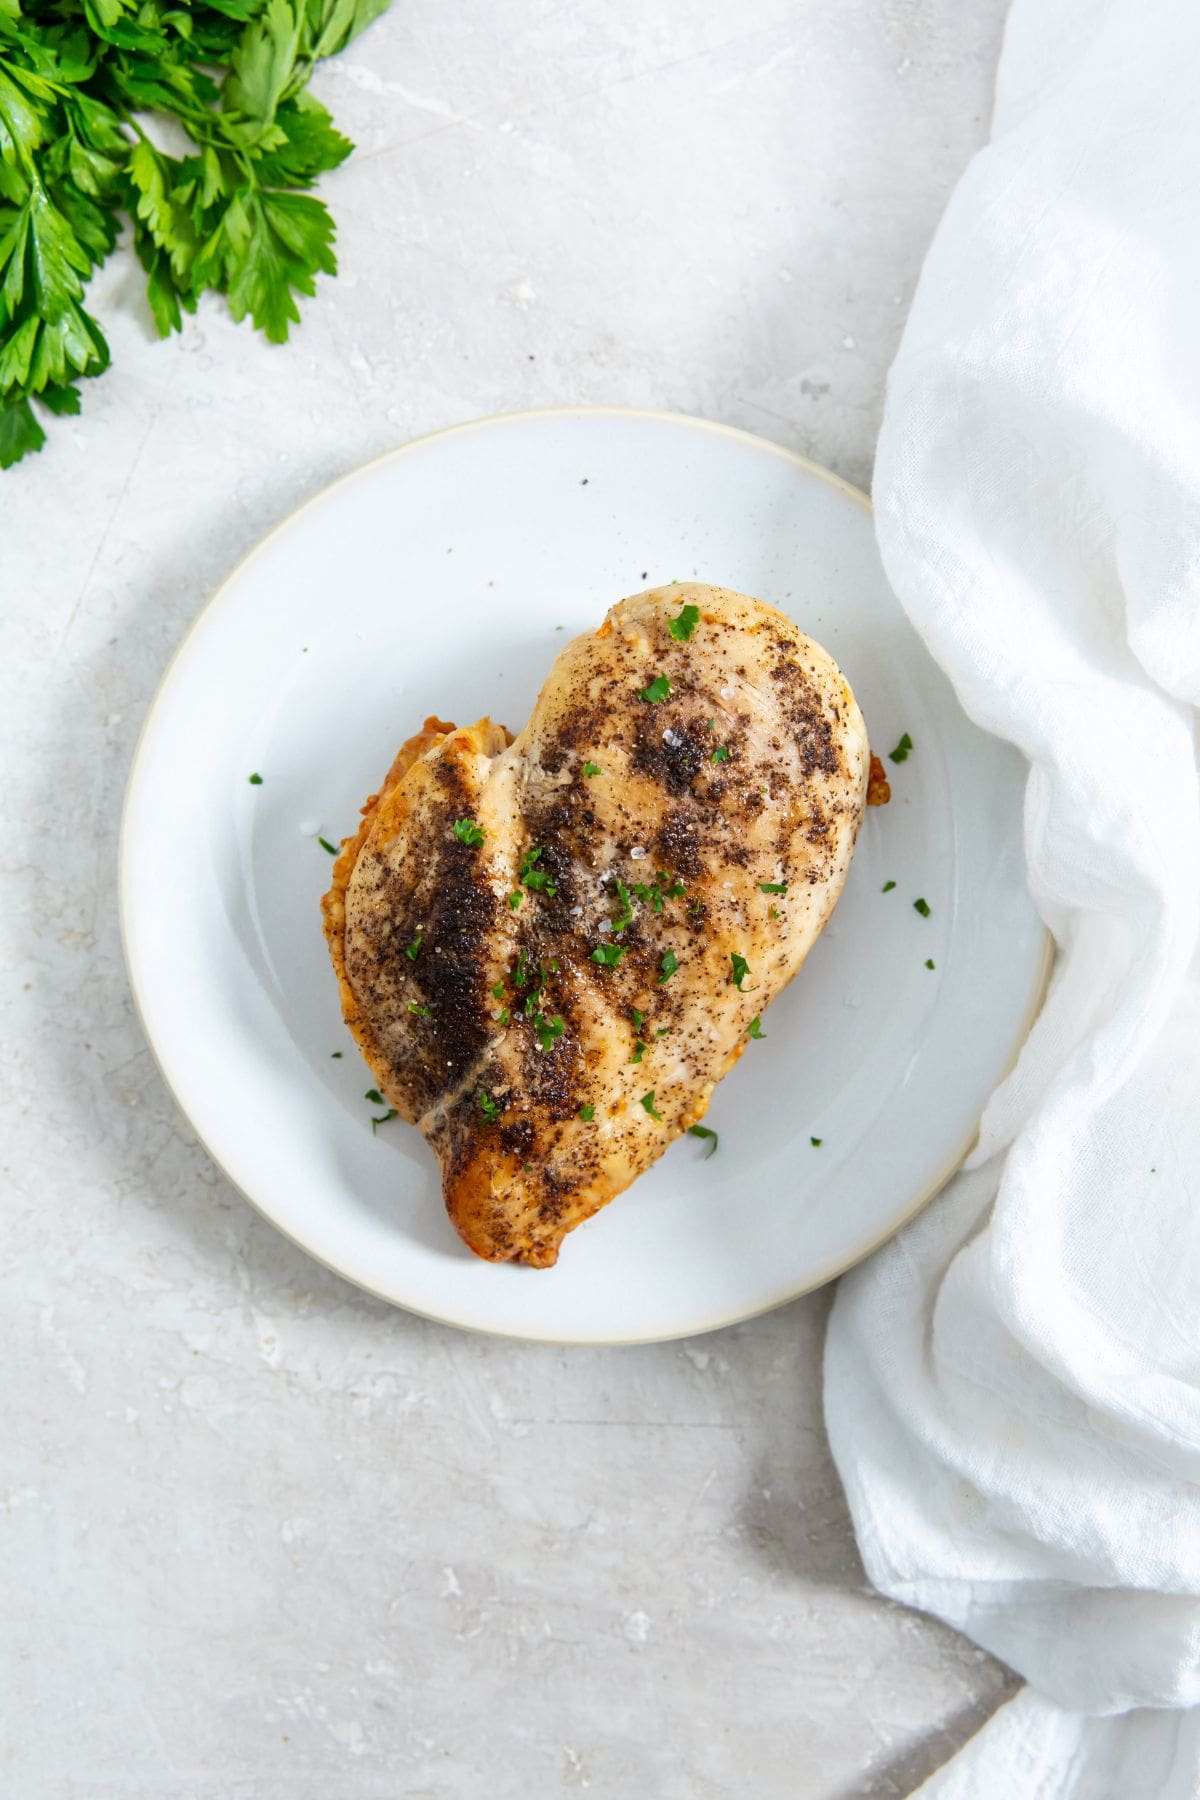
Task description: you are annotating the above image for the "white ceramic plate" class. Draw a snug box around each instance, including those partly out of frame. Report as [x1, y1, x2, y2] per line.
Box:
[121, 408, 1047, 1344]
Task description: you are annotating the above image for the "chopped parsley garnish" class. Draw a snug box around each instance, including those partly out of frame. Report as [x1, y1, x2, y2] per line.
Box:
[704, 718, 714, 730]
[611, 878, 634, 934]
[371, 1109, 399, 1134]
[508, 891, 523, 909]
[364, 1089, 384, 1105]
[667, 603, 700, 642]
[811, 1137, 822, 1147]
[640, 675, 672, 705]
[655, 1027, 670, 1037]
[318, 837, 338, 855]
[630, 1041, 646, 1063]
[688, 1124, 718, 1158]
[497, 1008, 511, 1024]
[579, 1104, 595, 1121]
[914, 897, 931, 917]
[582, 760, 602, 777]
[491, 981, 507, 1000]
[882, 880, 897, 893]
[592, 943, 626, 968]
[746, 1016, 765, 1039]
[889, 733, 914, 764]
[639, 1090, 662, 1121]
[407, 1001, 432, 1017]
[759, 881, 788, 894]
[631, 1007, 645, 1032]
[633, 873, 685, 913]
[730, 953, 751, 990]
[925, 958, 936, 970]
[657, 949, 679, 984]
[769, 906, 779, 919]
[520, 845, 557, 895]
[712, 745, 731, 764]
[478, 1090, 501, 1121]
[533, 1013, 566, 1052]
[406, 937, 422, 961]
[330, 1051, 343, 1059]
[248, 773, 263, 785]
[453, 818, 485, 847]
[513, 950, 530, 988]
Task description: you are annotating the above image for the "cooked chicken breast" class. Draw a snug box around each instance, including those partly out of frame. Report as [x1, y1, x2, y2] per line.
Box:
[323, 582, 869, 1266]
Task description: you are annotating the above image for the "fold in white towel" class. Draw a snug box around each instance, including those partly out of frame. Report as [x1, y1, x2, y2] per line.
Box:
[824, 1, 1200, 1793]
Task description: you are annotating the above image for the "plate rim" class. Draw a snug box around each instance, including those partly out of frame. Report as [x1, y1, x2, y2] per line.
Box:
[118, 404, 1053, 1345]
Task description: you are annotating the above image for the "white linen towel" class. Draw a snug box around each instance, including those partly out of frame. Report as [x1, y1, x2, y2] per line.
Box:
[824, 1, 1200, 1794]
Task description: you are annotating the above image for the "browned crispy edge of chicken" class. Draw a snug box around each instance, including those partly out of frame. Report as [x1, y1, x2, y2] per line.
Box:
[321, 716, 460, 1103]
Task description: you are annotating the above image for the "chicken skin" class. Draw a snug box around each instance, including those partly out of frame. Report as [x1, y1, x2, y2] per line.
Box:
[323, 582, 870, 1266]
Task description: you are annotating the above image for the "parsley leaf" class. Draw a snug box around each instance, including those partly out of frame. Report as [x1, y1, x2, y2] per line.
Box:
[630, 1040, 646, 1063]
[889, 733, 914, 763]
[730, 952, 751, 990]
[0, 0, 384, 467]
[746, 1016, 765, 1039]
[406, 936, 422, 961]
[582, 760, 602, 777]
[407, 1001, 432, 1017]
[712, 745, 730, 763]
[453, 818, 485, 847]
[657, 949, 678, 984]
[882, 880, 896, 893]
[688, 1124, 718, 1158]
[478, 1089, 500, 1121]
[759, 881, 787, 894]
[317, 836, 338, 854]
[667, 603, 700, 642]
[633, 874, 685, 913]
[364, 1089, 384, 1105]
[639, 1090, 662, 1121]
[519, 844, 556, 895]
[914, 897, 931, 917]
[640, 674, 671, 704]
[248, 772, 263, 784]
[533, 1013, 565, 1052]
[371, 1108, 398, 1133]
[610, 877, 634, 934]
[591, 943, 625, 968]
[578, 1103, 595, 1121]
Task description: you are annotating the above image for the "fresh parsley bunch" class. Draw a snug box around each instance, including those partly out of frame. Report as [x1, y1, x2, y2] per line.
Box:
[0, 0, 389, 468]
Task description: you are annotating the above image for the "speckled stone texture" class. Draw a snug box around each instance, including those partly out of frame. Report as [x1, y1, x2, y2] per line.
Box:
[3, 2, 1017, 1793]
